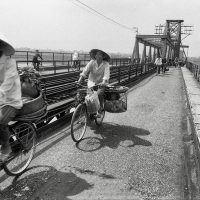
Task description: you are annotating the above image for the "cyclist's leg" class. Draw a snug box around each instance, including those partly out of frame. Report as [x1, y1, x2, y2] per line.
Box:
[74, 60, 79, 70]
[0, 106, 18, 160]
[76, 60, 80, 70]
[33, 62, 36, 70]
[97, 86, 105, 111]
[36, 62, 40, 71]
[71, 60, 75, 70]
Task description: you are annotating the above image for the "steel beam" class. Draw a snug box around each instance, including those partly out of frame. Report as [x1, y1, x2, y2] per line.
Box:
[136, 34, 168, 39]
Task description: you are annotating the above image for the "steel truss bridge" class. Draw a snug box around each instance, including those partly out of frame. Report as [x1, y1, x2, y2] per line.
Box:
[131, 19, 193, 63]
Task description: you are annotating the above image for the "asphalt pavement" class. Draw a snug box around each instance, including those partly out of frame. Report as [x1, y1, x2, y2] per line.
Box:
[0, 67, 196, 200]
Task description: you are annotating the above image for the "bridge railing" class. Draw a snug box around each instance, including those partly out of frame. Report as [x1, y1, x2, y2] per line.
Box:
[14, 50, 131, 72]
[186, 61, 200, 82]
[36, 62, 156, 127]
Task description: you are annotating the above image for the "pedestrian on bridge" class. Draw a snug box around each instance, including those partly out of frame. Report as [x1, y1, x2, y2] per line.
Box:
[174, 57, 179, 68]
[77, 49, 110, 117]
[0, 33, 23, 161]
[154, 55, 162, 75]
[161, 57, 167, 73]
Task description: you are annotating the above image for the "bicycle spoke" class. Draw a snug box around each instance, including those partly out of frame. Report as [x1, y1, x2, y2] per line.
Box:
[3, 122, 36, 176]
[71, 104, 87, 142]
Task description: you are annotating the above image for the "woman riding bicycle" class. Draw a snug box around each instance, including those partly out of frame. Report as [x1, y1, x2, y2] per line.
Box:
[0, 33, 23, 162]
[77, 49, 110, 117]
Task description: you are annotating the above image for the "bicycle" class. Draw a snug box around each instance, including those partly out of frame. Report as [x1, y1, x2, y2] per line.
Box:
[70, 83, 106, 142]
[0, 98, 48, 176]
[71, 60, 80, 71]
[0, 86, 47, 177]
[0, 119, 37, 176]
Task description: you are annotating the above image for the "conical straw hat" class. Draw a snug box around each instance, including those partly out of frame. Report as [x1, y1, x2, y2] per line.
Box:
[0, 33, 15, 56]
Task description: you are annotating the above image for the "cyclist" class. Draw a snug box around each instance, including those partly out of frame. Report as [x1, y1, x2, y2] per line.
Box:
[77, 49, 110, 117]
[0, 33, 23, 161]
[32, 50, 43, 71]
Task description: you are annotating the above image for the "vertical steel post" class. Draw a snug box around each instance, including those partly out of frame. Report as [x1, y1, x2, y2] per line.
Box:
[141, 43, 146, 73]
[26, 51, 28, 65]
[118, 67, 121, 84]
[131, 38, 140, 63]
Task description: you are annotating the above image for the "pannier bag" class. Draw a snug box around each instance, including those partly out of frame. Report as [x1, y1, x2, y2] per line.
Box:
[105, 86, 128, 113]
[85, 90, 100, 114]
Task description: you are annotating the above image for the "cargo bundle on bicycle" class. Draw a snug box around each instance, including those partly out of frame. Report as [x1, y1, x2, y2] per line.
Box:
[105, 85, 128, 113]
[18, 66, 47, 121]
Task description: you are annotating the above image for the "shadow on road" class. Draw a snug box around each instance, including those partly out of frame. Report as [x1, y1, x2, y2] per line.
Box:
[0, 165, 93, 200]
[76, 122, 152, 152]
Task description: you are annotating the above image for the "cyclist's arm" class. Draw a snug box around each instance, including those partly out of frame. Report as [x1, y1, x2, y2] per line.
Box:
[102, 63, 110, 84]
[78, 60, 93, 82]
[38, 54, 43, 60]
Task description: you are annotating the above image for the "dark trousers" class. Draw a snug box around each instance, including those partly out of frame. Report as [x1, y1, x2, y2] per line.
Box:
[161, 64, 166, 73]
[156, 65, 161, 74]
[0, 106, 18, 145]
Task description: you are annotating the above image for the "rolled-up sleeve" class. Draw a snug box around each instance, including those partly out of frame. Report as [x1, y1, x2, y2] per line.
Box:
[80, 60, 93, 78]
[103, 63, 110, 81]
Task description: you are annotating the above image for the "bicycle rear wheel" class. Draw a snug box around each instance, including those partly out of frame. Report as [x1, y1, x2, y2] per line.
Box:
[71, 103, 87, 142]
[3, 122, 36, 176]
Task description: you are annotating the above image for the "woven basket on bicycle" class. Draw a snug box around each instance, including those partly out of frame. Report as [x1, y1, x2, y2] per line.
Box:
[17, 66, 47, 121]
[104, 85, 129, 113]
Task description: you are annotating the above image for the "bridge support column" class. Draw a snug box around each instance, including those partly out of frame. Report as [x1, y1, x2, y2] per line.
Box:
[131, 38, 140, 63]
[141, 44, 147, 73]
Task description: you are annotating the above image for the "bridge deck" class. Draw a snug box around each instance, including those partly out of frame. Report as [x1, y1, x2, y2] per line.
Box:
[0, 67, 200, 199]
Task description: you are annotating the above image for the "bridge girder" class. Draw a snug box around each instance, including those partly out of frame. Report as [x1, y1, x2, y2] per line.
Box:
[131, 19, 192, 63]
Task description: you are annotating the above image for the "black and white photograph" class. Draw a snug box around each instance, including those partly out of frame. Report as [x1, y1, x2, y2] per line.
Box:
[0, 0, 200, 199]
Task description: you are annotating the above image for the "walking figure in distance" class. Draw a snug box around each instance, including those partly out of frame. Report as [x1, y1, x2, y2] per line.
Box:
[174, 57, 179, 68]
[154, 54, 162, 75]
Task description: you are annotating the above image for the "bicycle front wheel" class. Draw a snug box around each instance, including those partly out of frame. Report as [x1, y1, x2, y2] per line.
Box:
[3, 122, 36, 176]
[71, 103, 87, 142]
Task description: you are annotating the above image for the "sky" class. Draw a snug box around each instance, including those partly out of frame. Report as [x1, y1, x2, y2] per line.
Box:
[1, 0, 200, 57]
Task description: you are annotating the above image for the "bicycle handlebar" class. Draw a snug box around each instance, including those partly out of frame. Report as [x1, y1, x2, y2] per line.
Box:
[75, 82, 105, 89]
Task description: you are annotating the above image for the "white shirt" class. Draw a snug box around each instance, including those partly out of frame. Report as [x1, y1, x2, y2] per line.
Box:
[72, 52, 79, 61]
[0, 55, 22, 109]
[154, 58, 162, 65]
[80, 60, 110, 88]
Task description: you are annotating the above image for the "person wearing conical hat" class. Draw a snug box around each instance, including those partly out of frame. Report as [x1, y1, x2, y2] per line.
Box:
[0, 33, 22, 161]
[78, 49, 110, 117]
